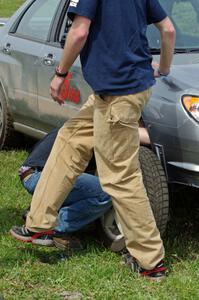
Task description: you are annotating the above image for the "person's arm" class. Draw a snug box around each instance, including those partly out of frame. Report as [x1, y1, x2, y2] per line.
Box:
[154, 17, 176, 77]
[50, 15, 91, 104]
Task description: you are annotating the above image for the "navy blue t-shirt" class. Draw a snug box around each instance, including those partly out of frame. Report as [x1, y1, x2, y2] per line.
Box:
[68, 0, 167, 95]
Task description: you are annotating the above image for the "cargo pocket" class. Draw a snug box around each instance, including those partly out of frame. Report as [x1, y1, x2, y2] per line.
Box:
[108, 101, 140, 162]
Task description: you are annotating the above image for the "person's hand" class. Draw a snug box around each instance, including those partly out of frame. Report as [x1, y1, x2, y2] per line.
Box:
[151, 61, 161, 78]
[151, 61, 159, 69]
[50, 75, 65, 105]
[154, 68, 161, 78]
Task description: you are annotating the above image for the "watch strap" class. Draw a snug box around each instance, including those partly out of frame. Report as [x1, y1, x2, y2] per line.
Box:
[157, 68, 170, 77]
[55, 66, 68, 78]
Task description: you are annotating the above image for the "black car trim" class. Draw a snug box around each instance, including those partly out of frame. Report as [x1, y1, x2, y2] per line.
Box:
[9, 0, 35, 34]
[51, 0, 70, 44]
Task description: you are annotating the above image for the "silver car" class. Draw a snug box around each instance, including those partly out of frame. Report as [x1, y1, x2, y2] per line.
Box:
[0, 0, 199, 250]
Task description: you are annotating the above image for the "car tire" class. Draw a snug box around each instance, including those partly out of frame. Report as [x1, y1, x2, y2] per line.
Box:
[0, 88, 20, 149]
[97, 146, 169, 252]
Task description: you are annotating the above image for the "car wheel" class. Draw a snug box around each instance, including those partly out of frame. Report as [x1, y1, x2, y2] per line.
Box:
[98, 146, 169, 252]
[0, 87, 17, 149]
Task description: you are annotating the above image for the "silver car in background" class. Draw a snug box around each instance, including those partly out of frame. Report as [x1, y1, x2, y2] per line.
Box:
[0, 0, 199, 250]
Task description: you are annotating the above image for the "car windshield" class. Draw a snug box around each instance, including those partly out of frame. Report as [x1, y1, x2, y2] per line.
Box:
[147, 0, 199, 51]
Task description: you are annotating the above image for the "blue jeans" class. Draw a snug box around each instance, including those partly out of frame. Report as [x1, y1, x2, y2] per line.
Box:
[22, 171, 112, 233]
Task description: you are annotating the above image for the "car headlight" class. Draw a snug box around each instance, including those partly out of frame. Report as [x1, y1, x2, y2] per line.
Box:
[182, 95, 199, 123]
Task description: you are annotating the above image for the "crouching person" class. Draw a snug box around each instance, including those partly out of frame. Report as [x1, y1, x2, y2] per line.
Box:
[13, 128, 112, 249]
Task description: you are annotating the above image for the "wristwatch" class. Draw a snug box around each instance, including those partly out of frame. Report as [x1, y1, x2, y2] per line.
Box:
[157, 68, 170, 77]
[55, 66, 68, 78]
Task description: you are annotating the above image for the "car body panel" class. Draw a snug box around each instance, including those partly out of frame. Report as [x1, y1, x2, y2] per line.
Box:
[143, 53, 199, 186]
[1, 33, 41, 128]
[37, 43, 91, 132]
[1, 0, 199, 188]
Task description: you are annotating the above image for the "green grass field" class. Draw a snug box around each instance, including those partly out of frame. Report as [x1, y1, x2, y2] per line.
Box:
[0, 150, 199, 299]
[0, 1, 199, 299]
[0, 0, 25, 17]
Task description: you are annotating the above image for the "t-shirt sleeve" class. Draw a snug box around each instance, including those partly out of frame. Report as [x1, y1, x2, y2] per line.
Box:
[67, 0, 98, 22]
[147, 0, 167, 24]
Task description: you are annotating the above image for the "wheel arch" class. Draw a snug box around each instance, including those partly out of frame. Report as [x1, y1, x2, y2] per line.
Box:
[0, 78, 10, 111]
[0, 79, 17, 149]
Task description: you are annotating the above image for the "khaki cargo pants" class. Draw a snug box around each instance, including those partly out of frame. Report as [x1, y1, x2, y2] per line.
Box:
[26, 89, 164, 269]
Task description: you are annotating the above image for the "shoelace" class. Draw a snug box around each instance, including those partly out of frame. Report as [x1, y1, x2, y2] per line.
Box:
[141, 266, 167, 276]
[30, 230, 54, 241]
[21, 225, 54, 240]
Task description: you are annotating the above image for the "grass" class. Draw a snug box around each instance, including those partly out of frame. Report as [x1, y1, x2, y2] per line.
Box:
[0, 148, 199, 300]
[0, 0, 25, 17]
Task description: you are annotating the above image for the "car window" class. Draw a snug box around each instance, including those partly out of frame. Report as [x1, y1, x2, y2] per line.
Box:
[172, 1, 199, 38]
[147, 0, 199, 49]
[15, 0, 60, 41]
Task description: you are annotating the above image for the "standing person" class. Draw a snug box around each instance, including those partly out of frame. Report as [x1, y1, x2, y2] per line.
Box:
[11, 0, 175, 280]
[18, 127, 149, 249]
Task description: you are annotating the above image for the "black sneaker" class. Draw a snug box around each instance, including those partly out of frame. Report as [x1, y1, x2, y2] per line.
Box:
[10, 225, 54, 246]
[122, 252, 167, 281]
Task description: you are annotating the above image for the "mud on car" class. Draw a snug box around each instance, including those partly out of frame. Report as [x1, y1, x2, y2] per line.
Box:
[1, 0, 199, 251]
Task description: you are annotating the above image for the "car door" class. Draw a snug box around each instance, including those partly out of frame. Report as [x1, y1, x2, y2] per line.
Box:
[1, 0, 61, 133]
[37, 0, 92, 133]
